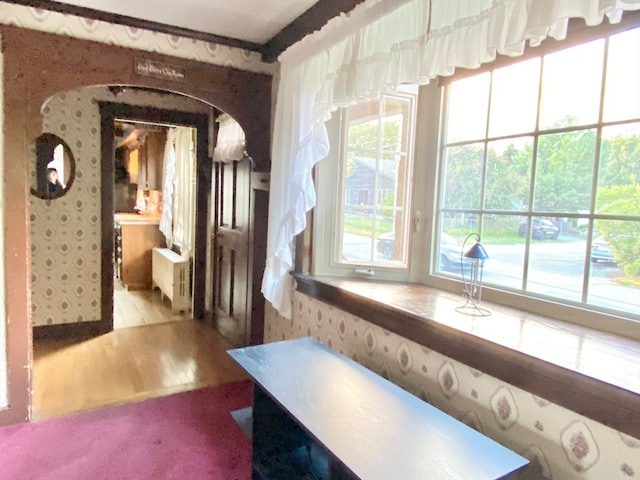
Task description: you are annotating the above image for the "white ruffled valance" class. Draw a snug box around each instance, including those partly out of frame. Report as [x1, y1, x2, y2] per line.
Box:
[262, 0, 640, 318]
[213, 113, 247, 163]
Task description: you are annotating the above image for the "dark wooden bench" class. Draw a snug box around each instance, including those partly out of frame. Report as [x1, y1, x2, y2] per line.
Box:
[229, 337, 529, 479]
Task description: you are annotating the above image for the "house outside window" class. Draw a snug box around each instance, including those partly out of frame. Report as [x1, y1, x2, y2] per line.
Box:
[314, 88, 418, 270]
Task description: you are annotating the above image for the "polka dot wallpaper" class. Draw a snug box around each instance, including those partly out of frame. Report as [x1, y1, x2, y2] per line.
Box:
[265, 293, 640, 480]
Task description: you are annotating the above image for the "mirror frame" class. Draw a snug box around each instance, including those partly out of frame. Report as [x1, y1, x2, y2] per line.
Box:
[30, 133, 76, 200]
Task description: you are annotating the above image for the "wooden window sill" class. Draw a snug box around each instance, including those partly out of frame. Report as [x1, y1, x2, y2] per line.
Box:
[293, 273, 640, 439]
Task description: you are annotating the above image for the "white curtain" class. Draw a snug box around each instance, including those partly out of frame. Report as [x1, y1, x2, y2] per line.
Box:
[213, 113, 247, 162]
[173, 127, 196, 258]
[159, 128, 176, 246]
[262, 0, 640, 318]
[160, 127, 196, 258]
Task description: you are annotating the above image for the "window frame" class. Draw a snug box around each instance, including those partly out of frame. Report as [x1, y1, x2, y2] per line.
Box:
[313, 90, 419, 280]
[311, 14, 640, 340]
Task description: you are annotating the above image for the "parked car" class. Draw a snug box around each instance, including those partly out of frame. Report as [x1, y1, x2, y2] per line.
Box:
[590, 236, 615, 263]
[439, 233, 474, 272]
[517, 218, 559, 240]
[376, 231, 395, 259]
[377, 231, 472, 271]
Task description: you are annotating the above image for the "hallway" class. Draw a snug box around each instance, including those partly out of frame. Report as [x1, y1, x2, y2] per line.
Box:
[32, 287, 249, 421]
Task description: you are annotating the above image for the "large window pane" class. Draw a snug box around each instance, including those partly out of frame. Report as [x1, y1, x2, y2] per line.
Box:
[533, 130, 596, 213]
[596, 122, 640, 216]
[485, 138, 532, 211]
[526, 216, 585, 302]
[435, 25, 639, 325]
[442, 143, 484, 210]
[445, 73, 489, 143]
[604, 28, 640, 123]
[539, 40, 604, 130]
[481, 215, 526, 291]
[489, 59, 540, 137]
[588, 220, 640, 316]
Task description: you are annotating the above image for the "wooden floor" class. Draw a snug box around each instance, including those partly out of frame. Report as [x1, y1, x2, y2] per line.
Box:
[32, 283, 249, 422]
[113, 279, 191, 329]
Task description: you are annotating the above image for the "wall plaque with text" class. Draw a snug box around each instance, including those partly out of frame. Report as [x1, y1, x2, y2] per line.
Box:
[134, 58, 186, 82]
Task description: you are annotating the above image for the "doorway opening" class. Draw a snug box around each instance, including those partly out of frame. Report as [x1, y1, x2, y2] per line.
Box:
[111, 118, 197, 330]
[31, 89, 225, 422]
[100, 102, 211, 333]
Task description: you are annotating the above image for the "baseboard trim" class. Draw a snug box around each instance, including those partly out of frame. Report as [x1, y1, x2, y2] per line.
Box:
[33, 320, 110, 340]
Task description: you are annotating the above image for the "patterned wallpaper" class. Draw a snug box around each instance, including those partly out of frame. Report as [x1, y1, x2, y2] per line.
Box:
[0, 3, 275, 76]
[30, 86, 209, 327]
[264, 293, 640, 480]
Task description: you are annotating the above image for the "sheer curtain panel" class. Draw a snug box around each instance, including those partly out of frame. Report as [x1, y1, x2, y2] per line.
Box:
[159, 128, 177, 247]
[213, 113, 247, 163]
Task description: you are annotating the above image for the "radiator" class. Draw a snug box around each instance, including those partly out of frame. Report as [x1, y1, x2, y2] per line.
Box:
[152, 247, 190, 313]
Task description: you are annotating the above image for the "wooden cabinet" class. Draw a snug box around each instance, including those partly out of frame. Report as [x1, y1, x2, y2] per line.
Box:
[138, 130, 166, 190]
[115, 215, 165, 290]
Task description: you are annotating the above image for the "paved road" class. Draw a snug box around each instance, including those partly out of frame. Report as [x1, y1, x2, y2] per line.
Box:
[341, 233, 639, 315]
[482, 240, 638, 315]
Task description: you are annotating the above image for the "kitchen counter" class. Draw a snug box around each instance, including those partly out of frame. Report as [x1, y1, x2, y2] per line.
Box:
[114, 213, 161, 225]
[114, 214, 165, 290]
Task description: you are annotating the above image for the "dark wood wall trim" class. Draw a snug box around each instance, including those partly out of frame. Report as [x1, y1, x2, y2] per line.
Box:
[33, 322, 110, 341]
[250, 188, 269, 345]
[293, 274, 640, 440]
[261, 0, 367, 62]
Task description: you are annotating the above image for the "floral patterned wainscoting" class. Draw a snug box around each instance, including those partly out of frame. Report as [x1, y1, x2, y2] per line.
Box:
[264, 292, 640, 480]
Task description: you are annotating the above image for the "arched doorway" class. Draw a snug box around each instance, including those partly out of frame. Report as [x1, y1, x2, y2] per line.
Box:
[1, 26, 271, 423]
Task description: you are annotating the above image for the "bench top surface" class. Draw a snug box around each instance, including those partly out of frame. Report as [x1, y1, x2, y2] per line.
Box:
[228, 337, 528, 480]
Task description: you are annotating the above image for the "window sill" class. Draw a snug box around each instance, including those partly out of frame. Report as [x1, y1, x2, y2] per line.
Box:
[293, 273, 640, 439]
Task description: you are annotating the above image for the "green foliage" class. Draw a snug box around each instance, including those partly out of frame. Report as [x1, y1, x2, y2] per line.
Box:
[443, 145, 483, 209]
[342, 214, 392, 237]
[485, 143, 531, 210]
[380, 191, 396, 218]
[443, 117, 639, 274]
[346, 116, 402, 178]
[596, 185, 640, 277]
[599, 133, 640, 187]
[534, 129, 596, 212]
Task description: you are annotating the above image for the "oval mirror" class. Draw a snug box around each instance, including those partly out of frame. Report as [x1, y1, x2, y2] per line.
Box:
[30, 133, 75, 199]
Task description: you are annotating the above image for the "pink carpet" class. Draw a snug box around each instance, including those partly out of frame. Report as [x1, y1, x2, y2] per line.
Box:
[0, 381, 253, 480]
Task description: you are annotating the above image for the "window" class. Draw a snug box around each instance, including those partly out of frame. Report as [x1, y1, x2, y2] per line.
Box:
[435, 26, 640, 322]
[313, 21, 639, 336]
[314, 88, 418, 274]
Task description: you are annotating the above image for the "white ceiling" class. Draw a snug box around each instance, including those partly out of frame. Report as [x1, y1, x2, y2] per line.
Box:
[53, 0, 321, 44]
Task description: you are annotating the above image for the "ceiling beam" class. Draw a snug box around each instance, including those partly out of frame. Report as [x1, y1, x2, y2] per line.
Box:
[260, 0, 366, 63]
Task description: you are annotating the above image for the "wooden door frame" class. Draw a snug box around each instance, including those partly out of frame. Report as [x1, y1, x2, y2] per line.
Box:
[99, 102, 210, 331]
